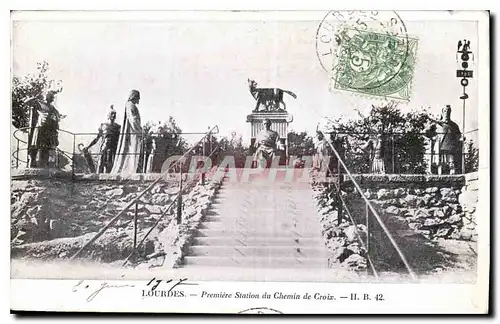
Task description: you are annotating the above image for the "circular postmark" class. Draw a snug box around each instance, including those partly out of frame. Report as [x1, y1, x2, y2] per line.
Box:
[238, 307, 283, 314]
[315, 11, 415, 98]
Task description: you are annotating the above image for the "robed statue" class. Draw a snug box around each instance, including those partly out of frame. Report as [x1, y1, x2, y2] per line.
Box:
[111, 90, 143, 174]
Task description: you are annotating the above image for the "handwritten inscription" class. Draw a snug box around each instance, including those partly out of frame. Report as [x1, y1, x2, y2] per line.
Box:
[72, 280, 136, 302]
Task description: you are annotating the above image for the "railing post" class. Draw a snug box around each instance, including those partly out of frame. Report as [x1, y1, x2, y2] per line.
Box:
[365, 204, 370, 273]
[72, 134, 76, 177]
[177, 160, 183, 225]
[391, 134, 395, 174]
[15, 138, 20, 169]
[133, 202, 138, 249]
[337, 162, 343, 226]
[462, 136, 466, 174]
[202, 133, 206, 185]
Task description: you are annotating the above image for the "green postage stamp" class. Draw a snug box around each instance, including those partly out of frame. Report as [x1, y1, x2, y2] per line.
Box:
[330, 29, 419, 101]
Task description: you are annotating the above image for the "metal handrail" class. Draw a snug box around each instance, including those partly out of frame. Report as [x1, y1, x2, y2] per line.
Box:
[324, 139, 417, 280]
[69, 125, 219, 260]
[11, 126, 220, 170]
[320, 168, 379, 279]
[323, 129, 479, 136]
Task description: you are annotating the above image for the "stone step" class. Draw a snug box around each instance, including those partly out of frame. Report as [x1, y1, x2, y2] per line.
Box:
[191, 236, 325, 247]
[197, 221, 322, 233]
[182, 256, 329, 268]
[200, 216, 320, 227]
[187, 246, 329, 258]
[194, 229, 322, 238]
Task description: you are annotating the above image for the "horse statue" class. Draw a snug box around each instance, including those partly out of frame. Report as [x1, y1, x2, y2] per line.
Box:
[247, 78, 297, 112]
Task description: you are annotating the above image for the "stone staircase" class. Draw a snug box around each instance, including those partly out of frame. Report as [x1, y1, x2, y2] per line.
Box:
[180, 169, 330, 269]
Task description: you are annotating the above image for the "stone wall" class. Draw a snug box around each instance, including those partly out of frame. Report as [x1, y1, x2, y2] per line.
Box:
[458, 172, 479, 242]
[342, 174, 475, 242]
[11, 169, 222, 265]
[311, 173, 479, 274]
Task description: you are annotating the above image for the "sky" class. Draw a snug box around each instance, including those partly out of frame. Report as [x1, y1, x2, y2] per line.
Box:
[11, 11, 480, 152]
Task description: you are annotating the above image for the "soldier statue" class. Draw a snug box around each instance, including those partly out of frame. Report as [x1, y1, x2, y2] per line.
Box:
[24, 90, 66, 168]
[434, 105, 462, 175]
[84, 105, 121, 173]
[253, 118, 280, 169]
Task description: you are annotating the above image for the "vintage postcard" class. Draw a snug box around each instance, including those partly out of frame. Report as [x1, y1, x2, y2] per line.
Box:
[10, 10, 490, 314]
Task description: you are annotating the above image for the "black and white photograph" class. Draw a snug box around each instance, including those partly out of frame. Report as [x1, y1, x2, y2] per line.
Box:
[9, 9, 490, 314]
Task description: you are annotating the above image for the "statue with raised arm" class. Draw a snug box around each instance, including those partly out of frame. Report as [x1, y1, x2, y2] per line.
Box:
[84, 105, 121, 173]
[253, 118, 280, 169]
[111, 90, 143, 174]
[24, 90, 66, 168]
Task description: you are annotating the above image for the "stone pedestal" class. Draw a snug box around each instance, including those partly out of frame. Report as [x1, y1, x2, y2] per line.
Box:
[246, 112, 293, 164]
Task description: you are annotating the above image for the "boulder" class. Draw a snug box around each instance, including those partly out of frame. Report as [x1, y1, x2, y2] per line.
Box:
[434, 209, 446, 218]
[385, 206, 400, 215]
[403, 194, 419, 207]
[343, 254, 367, 271]
[425, 187, 439, 194]
[377, 189, 392, 200]
[106, 188, 124, 197]
[440, 188, 457, 201]
[421, 193, 433, 205]
[343, 225, 358, 242]
[446, 213, 463, 224]
[423, 218, 443, 227]
[435, 227, 453, 238]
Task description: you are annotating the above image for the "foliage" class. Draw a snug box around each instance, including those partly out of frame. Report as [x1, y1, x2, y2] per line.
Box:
[287, 130, 315, 157]
[12, 61, 63, 130]
[464, 139, 479, 173]
[210, 133, 250, 167]
[324, 101, 433, 174]
[143, 116, 188, 157]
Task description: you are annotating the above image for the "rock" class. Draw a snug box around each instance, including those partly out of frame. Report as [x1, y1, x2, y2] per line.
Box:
[459, 191, 478, 213]
[415, 229, 431, 236]
[343, 225, 358, 242]
[434, 210, 446, 218]
[459, 228, 475, 241]
[414, 188, 423, 195]
[363, 189, 374, 199]
[425, 187, 439, 194]
[377, 189, 391, 200]
[440, 188, 457, 200]
[385, 206, 400, 215]
[343, 254, 367, 271]
[408, 222, 421, 230]
[446, 213, 462, 224]
[435, 227, 453, 238]
[346, 243, 361, 255]
[423, 218, 443, 227]
[144, 205, 162, 214]
[403, 194, 418, 207]
[106, 188, 124, 197]
[394, 188, 406, 198]
[422, 194, 433, 205]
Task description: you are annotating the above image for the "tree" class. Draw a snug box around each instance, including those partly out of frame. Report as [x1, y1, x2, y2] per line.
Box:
[464, 139, 479, 173]
[324, 102, 433, 174]
[141, 117, 188, 172]
[210, 133, 250, 168]
[287, 131, 315, 157]
[12, 61, 63, 130]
